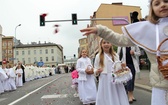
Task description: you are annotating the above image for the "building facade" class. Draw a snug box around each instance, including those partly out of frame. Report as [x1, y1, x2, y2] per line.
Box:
[15, 41, 63, 66]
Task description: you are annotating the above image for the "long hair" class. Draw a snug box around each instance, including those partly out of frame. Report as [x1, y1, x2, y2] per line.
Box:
[99, 39, 116, 68]
[148, 0, 160, 24]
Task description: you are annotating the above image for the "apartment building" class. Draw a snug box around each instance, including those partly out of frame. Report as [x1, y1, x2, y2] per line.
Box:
[15, 41, 63, 66]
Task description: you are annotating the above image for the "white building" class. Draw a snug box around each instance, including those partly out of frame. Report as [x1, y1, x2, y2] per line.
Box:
[15, 41, 63, 66]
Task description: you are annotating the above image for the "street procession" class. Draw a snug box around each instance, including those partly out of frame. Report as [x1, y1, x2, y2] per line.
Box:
[0, 60, 55, 94]
[0, 0, 168, 105]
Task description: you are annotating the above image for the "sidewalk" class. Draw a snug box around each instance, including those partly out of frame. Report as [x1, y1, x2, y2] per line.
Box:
[135, 70, 152, 92]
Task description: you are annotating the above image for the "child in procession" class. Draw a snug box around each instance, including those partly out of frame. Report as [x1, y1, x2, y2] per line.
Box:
[6, 63, 17, 91]
[71, 67, 79, 97]
[76, 49, 97, 105]
[94, 39, 129, 105]
[16, 64, 23, 87]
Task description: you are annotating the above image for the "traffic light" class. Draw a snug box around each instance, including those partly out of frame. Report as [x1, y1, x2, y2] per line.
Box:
[40, 15, 45, 26]
[64, 56, 66, 59]
[71, 14, 77, 25]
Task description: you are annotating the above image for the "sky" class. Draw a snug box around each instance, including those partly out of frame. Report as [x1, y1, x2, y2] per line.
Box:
[0, 0, 149, 58]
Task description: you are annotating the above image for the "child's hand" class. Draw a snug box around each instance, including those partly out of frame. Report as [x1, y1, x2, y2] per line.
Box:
[121, 62, 127, 70]
[96, 68, 103, 75]
[85, 68, 94, 75]
[80, 27, 97, 36]
[130, 50, 134, 55]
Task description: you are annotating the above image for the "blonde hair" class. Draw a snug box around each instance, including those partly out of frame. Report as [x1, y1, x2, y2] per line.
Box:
[78, 49, 88, 58]
[99, 39, 116, 68]
[148, 0, 160, 24]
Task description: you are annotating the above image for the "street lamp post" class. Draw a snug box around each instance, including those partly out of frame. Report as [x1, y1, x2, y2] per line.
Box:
[14, 24, 21, 64]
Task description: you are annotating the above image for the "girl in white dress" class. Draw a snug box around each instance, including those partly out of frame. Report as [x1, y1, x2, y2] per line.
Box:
[76, 49, 97, 105]
[94, 39, 129, 105]
[6, 64, 17, 91]
[16, 64, 23, 87]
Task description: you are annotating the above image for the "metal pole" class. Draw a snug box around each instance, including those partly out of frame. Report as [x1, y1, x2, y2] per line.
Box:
[14, 24, 21, 64]
[45, 18, 130, 24]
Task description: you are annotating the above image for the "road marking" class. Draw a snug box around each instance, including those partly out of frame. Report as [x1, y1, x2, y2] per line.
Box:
[41, 94, 68, 99]
[0, 98, 7, 102]
[8, 75, 64, 105]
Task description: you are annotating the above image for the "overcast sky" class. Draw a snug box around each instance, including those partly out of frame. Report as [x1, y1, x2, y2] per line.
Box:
[0, 0, 149, 58]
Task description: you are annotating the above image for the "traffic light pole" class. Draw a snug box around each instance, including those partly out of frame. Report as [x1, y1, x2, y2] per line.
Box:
[45, 18, 130, 24]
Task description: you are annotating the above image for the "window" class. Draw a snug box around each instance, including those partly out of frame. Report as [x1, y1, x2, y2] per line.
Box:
[22, 58, 25, 63]
[22, 51, 25, 55]
[34, 57, 36, 61]
[40, 57, 43, 61]
[34, 50, 36, 54]
[46, 57, 48, 61]
[3, 42, 6, 47]
[28, 50, 30, 55]
[52, 56, 54, 61]
[51, 49, 54, 53]
[40, 50, 42, 54]
[8, 50, 12, 54]
[8, 41, 12, 46]
[28, 58, 31, 63]
[16, 51, 19, 55]
[45, 49, 48, 54]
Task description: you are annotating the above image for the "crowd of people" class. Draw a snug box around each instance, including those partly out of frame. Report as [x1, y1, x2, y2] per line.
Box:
[0, 61, 24, 94]
[0, 61, 55, 95]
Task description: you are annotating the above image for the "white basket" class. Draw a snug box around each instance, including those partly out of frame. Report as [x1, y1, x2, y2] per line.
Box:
[112, 61, 132, 84]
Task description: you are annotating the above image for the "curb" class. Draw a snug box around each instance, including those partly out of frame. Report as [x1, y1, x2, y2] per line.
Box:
[135, 83, 152, 92]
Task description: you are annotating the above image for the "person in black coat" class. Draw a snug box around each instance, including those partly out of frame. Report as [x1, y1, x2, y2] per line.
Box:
[131, 11, 139, 23]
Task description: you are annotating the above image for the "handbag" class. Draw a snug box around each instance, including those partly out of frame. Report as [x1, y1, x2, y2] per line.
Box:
[157, 38, 168, 79]
[112, 61, 132, 84]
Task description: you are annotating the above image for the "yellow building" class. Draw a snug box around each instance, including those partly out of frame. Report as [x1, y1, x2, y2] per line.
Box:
[88, 3, 142, 60]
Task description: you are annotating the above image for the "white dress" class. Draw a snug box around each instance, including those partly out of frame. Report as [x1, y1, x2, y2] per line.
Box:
[16, 68, 23, 87]
[7, 68, 17, 90]
[76, 57, 97, 104]
[2, 68, 11, 91]
[0, 68, 8, 94]
[94, 53, 129, 105]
